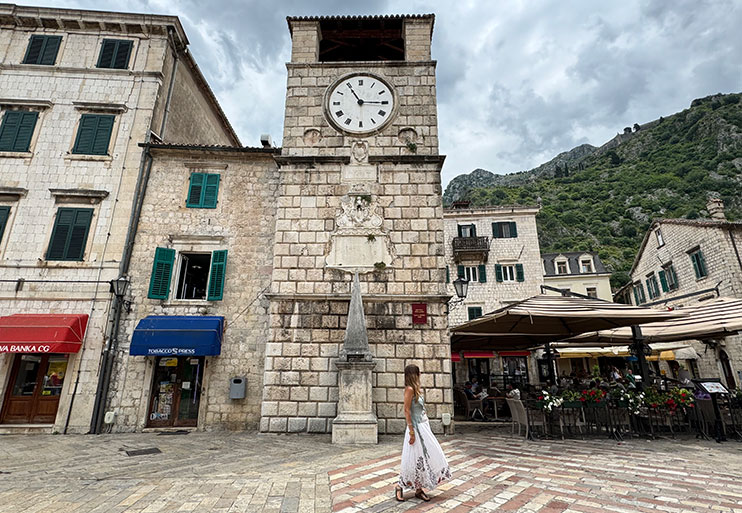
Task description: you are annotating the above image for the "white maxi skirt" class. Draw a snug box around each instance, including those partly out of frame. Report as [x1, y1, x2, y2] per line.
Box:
[398, 417, 452, 490]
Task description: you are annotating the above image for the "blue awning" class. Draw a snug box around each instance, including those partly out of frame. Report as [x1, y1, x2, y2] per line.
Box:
[130, 316, 224, 356]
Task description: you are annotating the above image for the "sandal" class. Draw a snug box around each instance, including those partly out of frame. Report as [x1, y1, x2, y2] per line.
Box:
[415, 490, 431, 502]
[395, 486, 405, 502]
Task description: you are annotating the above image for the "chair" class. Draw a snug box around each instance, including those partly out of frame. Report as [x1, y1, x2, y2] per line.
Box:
[505, 398, 524, 435]
[454, 388, 484, 420]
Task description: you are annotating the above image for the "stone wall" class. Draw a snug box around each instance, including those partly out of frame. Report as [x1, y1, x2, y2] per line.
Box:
[108, 148, 279, 431]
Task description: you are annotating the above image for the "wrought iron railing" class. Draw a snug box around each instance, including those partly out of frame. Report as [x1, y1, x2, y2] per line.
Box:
[452, 236, 490, 252]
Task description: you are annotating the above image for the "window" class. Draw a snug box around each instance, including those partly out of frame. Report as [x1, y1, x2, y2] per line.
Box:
[556, 260, 568, 274]
[492, 221, 517, 238]
[467, 307, 483, 320]
[96, 39, 133, 69]
[457, 224, 476, 238]
[646, 273, 661, 300]
[688, 248, 708, 279]
[495, 263, 524, 282]
[46, 208, 93, 261]
[655, 228, 664, 247]
[23, 35, 62, 65]
[659, 263, 678, 292]
[72, 114, 114, 155]
[0, 110, 38, 152]
[0, 206, 9, 243]
[632, 282, 646, 305]
[580, 259, 593, 273]
[186, 173, 220, 208]
[586, 287, 598, 298]
[148, 248, 227, 301]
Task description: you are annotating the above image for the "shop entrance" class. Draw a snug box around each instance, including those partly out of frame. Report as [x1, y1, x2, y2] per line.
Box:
[147, 356, 204, 428]
[1, 354, 68, 424]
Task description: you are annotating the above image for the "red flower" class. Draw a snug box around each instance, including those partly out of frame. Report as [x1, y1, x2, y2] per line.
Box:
[580, 397, 586, 402]
[538, 396, 544, 400]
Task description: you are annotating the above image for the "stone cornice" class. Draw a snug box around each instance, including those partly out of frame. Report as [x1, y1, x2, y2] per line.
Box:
[368, 155, 445, 165]
[0, 64, 164, 81]
[286, 60, 436, 70]
[274, 155, 351, 166]
[266, 293, 451, 303]
[49, 188, 109, 204]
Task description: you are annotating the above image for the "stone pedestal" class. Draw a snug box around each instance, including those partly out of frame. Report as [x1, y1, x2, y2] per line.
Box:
[332, 360, 378, 444]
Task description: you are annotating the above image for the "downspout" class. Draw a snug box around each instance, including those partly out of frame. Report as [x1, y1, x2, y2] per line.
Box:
[726, 226, 742, 295]
[90, 32, 181, 434]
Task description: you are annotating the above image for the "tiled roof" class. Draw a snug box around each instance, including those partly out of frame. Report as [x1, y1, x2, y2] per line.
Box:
[542, 251, 609, 276]
[656, 218, 742, 229]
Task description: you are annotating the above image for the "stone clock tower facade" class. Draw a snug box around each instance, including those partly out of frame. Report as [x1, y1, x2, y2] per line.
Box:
[260, 14, 452, 435]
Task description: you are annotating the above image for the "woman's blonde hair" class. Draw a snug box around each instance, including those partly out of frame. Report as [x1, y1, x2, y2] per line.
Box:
[404, 364, 421, 399]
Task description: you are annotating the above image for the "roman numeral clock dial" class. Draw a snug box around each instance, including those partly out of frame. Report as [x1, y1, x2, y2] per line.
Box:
[325, 74, 395, 135]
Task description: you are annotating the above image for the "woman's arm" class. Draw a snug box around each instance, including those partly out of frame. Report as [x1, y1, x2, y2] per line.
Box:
[404, 386, 415, 445]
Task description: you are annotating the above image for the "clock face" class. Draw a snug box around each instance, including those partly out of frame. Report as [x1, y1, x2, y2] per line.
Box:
[326, 74, 395, 135]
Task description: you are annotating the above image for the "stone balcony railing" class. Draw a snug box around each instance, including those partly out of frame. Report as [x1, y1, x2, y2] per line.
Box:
[452, 236, 490, 262]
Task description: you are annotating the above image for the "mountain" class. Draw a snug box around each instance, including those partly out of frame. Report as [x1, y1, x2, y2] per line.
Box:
[443, 92, 742, 288]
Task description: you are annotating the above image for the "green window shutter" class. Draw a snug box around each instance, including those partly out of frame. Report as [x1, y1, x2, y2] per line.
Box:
[690, 253, 700, 279]
[658, 270, 668, 293]
[148, 247, 175, 299]
[187, 173, 205, 207]
[470, 224, 477, 237]
[468, 307, 483, 320]
[646, 279, 653, 299]
[457, 225, 463, 237]
[445, 265, 450, 283]
[669, 266, 679, 289]
[697, 250, 707, 277]
[457, 265, 465, 279]
[97, 40, 117, 68]
[495, 264, 503, 282]
[39, 36, 62, 65]
[73, 114, 113, 155]
[510, 222, 518, 238]
[46, 208, 93, 261]
[113, 40, 133, 69]
[639, 284, 646, 303]
[0, 111, 38, 152]
[478, 264, 487, 283]
[492, 222, 499, 238]
[202, 174, 220, 208]
[515, 263, 524, 282]
[633, 286, 640, 305]
[23, 35, 45, 64]
[207, 249, 228, 301]
[0, 206, 9, 243]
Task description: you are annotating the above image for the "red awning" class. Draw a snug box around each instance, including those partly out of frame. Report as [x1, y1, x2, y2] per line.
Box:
[462, 350, 496, 358]
[0, 314, 89, 353]
[498, 350, 531, 357]
[451, 353, 461, 362]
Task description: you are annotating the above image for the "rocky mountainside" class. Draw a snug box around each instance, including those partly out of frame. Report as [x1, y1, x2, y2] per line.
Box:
[443, 92, 742, 288]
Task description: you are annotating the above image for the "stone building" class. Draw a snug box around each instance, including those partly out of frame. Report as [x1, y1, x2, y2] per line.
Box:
[625, 198, 742, 388]
[107, 145, 278, 431]
[443, 204, 544, 388]
[0, 4, 237, 433]
[542, 251, 612, 300]
[259, 14, 452, 435]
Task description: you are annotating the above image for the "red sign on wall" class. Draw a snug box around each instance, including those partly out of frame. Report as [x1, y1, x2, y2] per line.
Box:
[411, 303, 428, 325]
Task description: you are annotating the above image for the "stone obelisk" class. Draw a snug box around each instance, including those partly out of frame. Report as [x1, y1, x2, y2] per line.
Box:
[331, 272, 378, 444]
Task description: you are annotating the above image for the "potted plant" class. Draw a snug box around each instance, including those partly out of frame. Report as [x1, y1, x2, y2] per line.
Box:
[536, 390, 564, 412]
[561, 389, 582, 408]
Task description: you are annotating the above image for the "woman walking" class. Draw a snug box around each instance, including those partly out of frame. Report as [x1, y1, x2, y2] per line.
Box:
[395, 364, 452, 502]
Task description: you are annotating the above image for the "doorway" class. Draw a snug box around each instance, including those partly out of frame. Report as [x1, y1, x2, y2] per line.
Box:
[1, 354, 68, 424]
[720, 350, 736, 390]
[147, 356, 204, 428]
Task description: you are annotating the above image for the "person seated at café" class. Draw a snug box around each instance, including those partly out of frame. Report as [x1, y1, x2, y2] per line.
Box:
[505, 384, 521, 400]
[463, 381, 477, 400]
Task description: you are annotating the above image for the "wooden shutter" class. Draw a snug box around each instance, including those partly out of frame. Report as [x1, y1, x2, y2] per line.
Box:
[207, 249, 228, 300]
[47, 209, 74, 260]
[669, 266, 678, 289]
[0, 206, 9, 242]
[697, 250, 707, 277]
[23, 35, 45, 64]
[187, 173, 205, 207]
[65, 209, 93, 260]
[658, 270, 668, 293]
[445, 265, 449, 283]
[39, 36, 62, 65]
[456, 265, 465, 279]
[0, 111, 36, 152]
[510, 222, 518, 237]
[515, 263, 525, 282]
[633, 286, 640, 305]
[91, 115, 114, 155]
[72, 115, 99, 154]
[13, 112, 38, 152]
[492, 222, 499, 238]
[148, 247, 175, 299]
[495, 264, 503, 282]
[113, 40, 133, 69]
[478, 264, 487, 283]
[202, 174, 220, 208]
[97, 40, 117, 68]
[469, 224, 476, 237]
[457, 225, 463, 237]
[468, 307, 483, 320]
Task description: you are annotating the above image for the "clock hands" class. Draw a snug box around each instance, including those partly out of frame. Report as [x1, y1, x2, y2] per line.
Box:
[346, 83, 363, 105]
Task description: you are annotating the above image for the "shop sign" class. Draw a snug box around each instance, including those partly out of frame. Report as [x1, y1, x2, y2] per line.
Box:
[147, 347, 197, 356]
[1, 344, 53, 353]
[412, 303, 428, 325]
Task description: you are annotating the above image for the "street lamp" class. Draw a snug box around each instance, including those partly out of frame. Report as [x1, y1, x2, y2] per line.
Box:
[449, 277, 469, 310]
[109, 275, 129, 298]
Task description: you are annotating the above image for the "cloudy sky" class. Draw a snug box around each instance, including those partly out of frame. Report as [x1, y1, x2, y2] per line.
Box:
[21, 0, 742, 186]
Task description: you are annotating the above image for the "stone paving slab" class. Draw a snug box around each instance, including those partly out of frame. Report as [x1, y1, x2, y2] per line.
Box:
[1, 426, 742, 512]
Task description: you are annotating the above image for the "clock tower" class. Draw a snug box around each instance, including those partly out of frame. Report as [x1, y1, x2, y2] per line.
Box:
[260, 14, 452, 435]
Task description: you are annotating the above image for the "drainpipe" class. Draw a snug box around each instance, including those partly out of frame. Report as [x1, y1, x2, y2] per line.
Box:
[90, 32, 181, 434]
[726, 226, 742, 295]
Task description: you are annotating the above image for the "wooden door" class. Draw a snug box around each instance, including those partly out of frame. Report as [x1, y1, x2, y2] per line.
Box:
[1, 354, 67, 424]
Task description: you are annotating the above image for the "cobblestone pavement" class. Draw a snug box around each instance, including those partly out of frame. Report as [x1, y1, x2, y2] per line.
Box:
[1, 425, 742, 512]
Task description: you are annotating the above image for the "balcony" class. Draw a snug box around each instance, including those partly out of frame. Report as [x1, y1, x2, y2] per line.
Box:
[452, 236, 490, 262]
